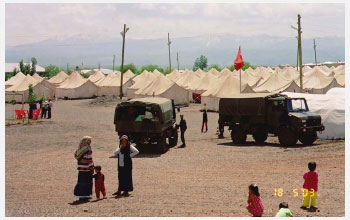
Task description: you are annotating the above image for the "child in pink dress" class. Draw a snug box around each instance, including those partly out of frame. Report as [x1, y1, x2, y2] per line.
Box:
[246, 184, 264, 217]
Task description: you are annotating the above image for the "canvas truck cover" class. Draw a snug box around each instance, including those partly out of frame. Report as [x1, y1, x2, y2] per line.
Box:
[219, 93, 274, 116]
[114, 97, 174, 124]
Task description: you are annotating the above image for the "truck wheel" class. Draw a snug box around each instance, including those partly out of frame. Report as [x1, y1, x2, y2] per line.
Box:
[278, 127, 298, 146]
[253, 127, 268, 144]
[231, 126, 247, 144]
[169, 129, 178, 147]
[299, 132, 317, 145]
[157, 135, 167, 154]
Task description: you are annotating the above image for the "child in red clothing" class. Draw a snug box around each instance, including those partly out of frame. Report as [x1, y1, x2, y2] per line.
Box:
[246, 184, 264, 217]
[301, 161, 318, 211]
[93, 165, 106, 199]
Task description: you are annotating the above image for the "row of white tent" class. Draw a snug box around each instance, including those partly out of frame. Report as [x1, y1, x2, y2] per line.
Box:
[5, 65, 345, 107]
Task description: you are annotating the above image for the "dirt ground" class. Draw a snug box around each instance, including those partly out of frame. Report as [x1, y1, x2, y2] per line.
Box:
[5, 99, 345, 217]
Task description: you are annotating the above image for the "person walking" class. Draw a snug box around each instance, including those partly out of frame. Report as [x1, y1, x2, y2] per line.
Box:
[179, 114, 187, 148]
[113, 135, 139, 197]
[201, 104, 208, 133]
[73, 136, 94, 201]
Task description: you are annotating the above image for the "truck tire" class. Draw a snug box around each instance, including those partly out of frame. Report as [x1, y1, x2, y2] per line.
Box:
[169, 128, 178, 147]
[253, 127, 268, 144]
[231, 126, 247, 144]
[157, 135, 167, 154]
[278, 127, 298, 146]
[299, 132, 317, 145]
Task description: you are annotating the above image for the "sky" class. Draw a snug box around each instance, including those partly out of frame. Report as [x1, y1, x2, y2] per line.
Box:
[5, 3, 345, 47]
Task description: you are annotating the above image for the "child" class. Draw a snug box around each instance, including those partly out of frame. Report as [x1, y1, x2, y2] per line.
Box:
[275, 202, 293, 217]
[246, 184, 264, 217]
[301, 161, 318, 210]
[93, 165, 106, 199]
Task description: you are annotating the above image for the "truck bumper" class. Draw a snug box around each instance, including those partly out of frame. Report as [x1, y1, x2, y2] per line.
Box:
[298, 124, 325, 133]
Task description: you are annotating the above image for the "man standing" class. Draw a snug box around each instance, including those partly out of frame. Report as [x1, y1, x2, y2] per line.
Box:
[201, 103, 208, 133]
[47, 99, 53, 119]
[179, 114, 187, 148]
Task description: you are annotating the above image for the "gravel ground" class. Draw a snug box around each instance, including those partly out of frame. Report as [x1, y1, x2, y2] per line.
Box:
[5, 99, 345, 217]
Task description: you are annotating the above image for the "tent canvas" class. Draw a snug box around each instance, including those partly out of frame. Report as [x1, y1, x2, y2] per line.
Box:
[47, 71, 69, 86]
[5, 72, 26, 89]
[56, 72, 99, 99]
[5, 74, 54, 102]
[134, 74, 189, 105]
[88, 70, 105, 83]
[283, 91, 344, 140]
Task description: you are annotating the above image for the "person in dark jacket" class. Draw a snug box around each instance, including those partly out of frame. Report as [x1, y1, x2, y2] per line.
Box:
[201, 104, 208, 133]
[179, 114, 187, 148]
[112, 135, 139, 197]
[47, 99, 52, 119]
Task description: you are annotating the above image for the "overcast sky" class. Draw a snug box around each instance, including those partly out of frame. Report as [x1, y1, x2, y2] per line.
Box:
[5, 3, 345, 47]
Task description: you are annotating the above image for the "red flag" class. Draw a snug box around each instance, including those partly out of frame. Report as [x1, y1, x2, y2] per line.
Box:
[234, 46, 244, 70]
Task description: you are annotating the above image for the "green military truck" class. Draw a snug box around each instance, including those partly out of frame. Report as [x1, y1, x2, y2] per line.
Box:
[218, 93, 325, 146]
[114, 97, 178, 153]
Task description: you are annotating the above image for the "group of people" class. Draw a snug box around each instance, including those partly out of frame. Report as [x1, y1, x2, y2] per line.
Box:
[39, 99, 53, 119]
[246, 161, 318, 217]
[73, 135, 139, 201]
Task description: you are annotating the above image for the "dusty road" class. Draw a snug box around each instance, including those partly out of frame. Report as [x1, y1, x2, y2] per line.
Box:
[5, 99, 345, 217]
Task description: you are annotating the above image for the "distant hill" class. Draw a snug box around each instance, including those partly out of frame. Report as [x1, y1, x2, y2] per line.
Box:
[5, 34, 344, 69]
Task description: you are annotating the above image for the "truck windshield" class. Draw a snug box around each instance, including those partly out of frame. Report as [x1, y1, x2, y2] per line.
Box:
[287, 99, 308, 112]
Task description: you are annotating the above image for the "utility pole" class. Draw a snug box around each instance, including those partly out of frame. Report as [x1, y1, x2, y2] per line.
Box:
[66, 63, 68, 73]
[120, 24, 129, 99]
[296, 48, 299, 71]
[177, 52, 179, 71]
[297, 14, 303, 92]
[112, 55, 115, 73]
[291, 15, 303, 92]
[167, 32, 172, 72]
[98, 63, 101, 70]
[82, 62, 83, 69]
[296, 36, 299, 71]
[313, 39, 317, 66]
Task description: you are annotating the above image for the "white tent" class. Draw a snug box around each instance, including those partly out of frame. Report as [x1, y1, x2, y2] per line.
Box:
[127, 71, 156, 99]
[5, 74, 54, 102]
[96, 72, 133, 97]
[201, 74, 255, 111]
[298, 67, 341, 94]
[32, 73, 44, 82]
[208, 68, 221, 76]
[254, 72, 300, 93]
[134, 74, 189, 105]
[47, 71, 69, 87]
[5, 72, 26, 89]
[166, 69, 182, 82]
[283, 90, 345, 139]
[303, 66, 331, 77]
[241, 70, 263, 88]
[88, 70, 105, 83]
[56, 72, 99, 99]
[122, 70, 136, 80]
[190, 72, 219, 94]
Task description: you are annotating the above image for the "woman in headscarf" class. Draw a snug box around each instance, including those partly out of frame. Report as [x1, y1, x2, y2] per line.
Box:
[74, 136, 94, 201]
[112, 135, 139, 197]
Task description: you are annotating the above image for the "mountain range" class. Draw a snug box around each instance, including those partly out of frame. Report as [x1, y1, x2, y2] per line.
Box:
[5, 34, 345, 69]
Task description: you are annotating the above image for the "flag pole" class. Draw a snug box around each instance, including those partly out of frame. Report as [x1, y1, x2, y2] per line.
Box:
[239, 45, 241, 94]
[239, 68, 241, 94]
